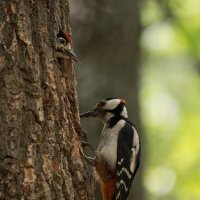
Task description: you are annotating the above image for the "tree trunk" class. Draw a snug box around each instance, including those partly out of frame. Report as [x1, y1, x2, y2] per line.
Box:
[0, 1, 94, 199]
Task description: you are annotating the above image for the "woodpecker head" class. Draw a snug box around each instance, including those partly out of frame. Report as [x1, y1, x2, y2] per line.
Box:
[55, 30, 79, 62]
[80, 98, 128, 122]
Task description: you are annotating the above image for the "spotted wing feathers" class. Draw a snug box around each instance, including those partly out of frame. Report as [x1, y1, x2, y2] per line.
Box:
[115, 121, 140, 200]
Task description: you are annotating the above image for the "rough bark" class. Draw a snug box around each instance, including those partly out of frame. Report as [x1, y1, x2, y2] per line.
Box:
[0, 1, 94, 199]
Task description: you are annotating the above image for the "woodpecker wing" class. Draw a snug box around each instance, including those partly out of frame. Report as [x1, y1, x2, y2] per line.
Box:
[115, 121, 141, 200]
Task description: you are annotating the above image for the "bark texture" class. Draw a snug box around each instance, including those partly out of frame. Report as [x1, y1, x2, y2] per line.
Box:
[0, 1, 94, 199]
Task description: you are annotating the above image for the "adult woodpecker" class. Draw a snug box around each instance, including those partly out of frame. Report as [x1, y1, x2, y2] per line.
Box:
[55, 30, 79, 62]
[80, 98, 141, 200]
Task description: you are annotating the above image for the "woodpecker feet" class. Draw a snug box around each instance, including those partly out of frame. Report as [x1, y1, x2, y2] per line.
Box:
[81, 141, 95, 153]
[83, 155, 96, 167]
[80, 147, 96, 167]
[80, 139, 99, 167]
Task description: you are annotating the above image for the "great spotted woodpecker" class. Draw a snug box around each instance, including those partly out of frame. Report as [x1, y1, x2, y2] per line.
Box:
[80, 98, 141, 200]
[55, 30, 79, 62]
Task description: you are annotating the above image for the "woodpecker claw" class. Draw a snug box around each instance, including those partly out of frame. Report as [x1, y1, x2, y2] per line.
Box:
[80, 147, 96, 167]
[83, 155, 96, 167]
[79, 129, 88, 144]
[80, 141, 96, 166]
[81, 141, 95, 153]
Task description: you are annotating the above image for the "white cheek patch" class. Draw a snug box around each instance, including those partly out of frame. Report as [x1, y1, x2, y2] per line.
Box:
[104, 112, 114, 121]
[121, 107, 128, 118]
[104, 99, 121, 110]
[66, 43, 72, 50]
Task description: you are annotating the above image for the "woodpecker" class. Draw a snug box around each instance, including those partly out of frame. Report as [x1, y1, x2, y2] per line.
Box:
[80, 98, 141, 200]
[55, 30, 79, 62]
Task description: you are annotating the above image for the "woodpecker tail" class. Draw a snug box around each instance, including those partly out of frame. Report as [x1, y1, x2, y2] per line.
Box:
[101, 180, 116, 200]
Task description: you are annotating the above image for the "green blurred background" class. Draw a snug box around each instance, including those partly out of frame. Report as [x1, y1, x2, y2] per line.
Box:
[70, 0, 200, 199]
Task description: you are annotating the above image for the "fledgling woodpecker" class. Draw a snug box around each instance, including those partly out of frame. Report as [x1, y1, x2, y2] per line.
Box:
[80, 98, 141, 200]
[55, 30, 79, 62]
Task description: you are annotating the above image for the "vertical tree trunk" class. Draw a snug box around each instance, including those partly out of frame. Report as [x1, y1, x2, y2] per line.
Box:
[0, 1, 94, 199]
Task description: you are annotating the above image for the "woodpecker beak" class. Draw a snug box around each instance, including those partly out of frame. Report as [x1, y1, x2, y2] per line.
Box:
[55, 47, 80, 62]
[65, 49, 79, 62]
[80, 109, 99, 118]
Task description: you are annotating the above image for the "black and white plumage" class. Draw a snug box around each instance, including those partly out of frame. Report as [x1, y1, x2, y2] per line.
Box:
[115, 121, 140, 200]
[55, 30, 79, 62]
[80, 98, 141, 200]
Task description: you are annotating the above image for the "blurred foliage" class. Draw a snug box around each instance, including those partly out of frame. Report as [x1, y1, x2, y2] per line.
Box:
[70, 0, 200, 199]
[140, 0, 200, 199]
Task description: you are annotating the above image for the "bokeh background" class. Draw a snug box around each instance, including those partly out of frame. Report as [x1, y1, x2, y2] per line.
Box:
[70, 0, 200, 199]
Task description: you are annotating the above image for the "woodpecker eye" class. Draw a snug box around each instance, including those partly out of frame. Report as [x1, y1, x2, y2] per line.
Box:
[58, 37, 66, 44]
[99, 100, 107, 107]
